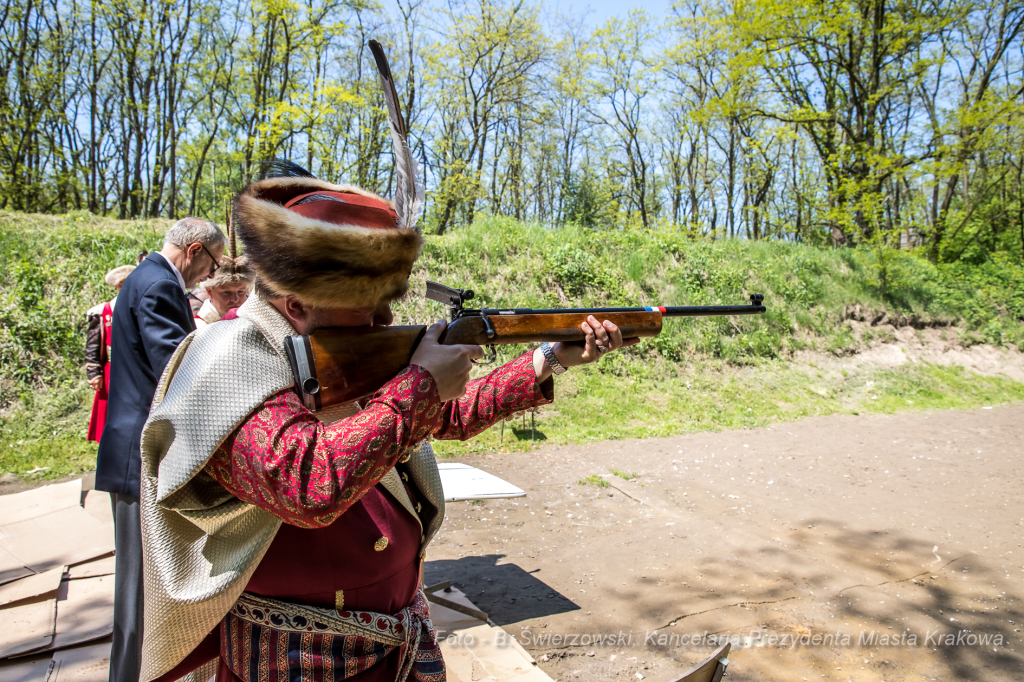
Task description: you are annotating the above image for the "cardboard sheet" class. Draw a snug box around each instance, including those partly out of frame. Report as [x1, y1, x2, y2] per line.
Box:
[437, 463, 526, 502]
[0, 507, 114, 579]
[48, 641, 111, 682]
[81, 491, 113, 527]
[0, 567, 64, 607]
[0, 543, 33, 588]
[49, 576, 115, 651]
[67, 556, 115, 580]
[0, 653, 52, 681]
[0, 480, 82, 526]
[0, 597, 56, 658]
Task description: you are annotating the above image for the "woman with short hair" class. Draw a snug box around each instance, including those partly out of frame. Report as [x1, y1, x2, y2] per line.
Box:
[195, 227, 254, 326]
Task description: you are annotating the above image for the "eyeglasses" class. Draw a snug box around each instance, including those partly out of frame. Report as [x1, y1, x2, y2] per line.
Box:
[198, 243, 220, 273]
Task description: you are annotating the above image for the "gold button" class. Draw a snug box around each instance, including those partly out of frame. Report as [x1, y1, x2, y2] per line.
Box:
[415, 502, 422, 513]
[399, 451, 412, 464]
[400, 472, 409, 483]
[374, 536, 389, 552]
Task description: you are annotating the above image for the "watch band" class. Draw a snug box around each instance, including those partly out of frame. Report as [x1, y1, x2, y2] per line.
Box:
[540, 342, 567, 375]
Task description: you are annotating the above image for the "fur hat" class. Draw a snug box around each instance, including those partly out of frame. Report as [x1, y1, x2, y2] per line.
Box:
[233, 42, 425, 310]
[233, 173, 423, 309]
[105, 265, 135, 288]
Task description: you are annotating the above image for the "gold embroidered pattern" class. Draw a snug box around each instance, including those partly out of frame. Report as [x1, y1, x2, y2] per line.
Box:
[374, 536, 389, 552]
[335, 589, 344, 611]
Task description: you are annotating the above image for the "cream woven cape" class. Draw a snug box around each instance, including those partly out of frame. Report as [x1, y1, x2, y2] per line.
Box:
[138, 294, 446, 681]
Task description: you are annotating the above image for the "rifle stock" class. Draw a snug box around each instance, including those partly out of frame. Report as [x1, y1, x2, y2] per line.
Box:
[284, 310, 664, 411]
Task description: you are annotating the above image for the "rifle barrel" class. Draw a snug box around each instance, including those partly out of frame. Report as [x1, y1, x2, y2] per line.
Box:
[470, 304, 766, 317]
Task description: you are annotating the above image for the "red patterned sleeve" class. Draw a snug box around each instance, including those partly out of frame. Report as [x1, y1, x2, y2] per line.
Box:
[205, 351, 552, 527]
[206, 366, 442, 528]
[433, 350, 553, 441]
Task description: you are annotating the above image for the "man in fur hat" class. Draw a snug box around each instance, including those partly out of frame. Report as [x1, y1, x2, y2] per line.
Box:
[85, 264, 135, 442]
[137, 44, 635, 682]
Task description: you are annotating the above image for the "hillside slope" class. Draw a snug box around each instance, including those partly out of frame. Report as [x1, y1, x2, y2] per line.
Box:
[2, 211, 1022, 478]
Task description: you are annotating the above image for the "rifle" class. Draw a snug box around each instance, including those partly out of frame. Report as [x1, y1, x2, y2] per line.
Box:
[284, 281, 767, 412]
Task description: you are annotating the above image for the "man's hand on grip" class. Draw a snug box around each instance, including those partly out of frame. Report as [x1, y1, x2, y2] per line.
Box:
[410, 320, 484, 402]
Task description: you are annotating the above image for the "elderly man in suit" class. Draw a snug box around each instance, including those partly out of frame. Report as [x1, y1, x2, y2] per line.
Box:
[97, 216, 226, 682]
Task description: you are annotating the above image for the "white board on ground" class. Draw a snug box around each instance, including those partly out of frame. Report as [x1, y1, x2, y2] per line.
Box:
[427, 586, 487, 635]
[0, 480, 83, 526]
[437, 463, 526, 502]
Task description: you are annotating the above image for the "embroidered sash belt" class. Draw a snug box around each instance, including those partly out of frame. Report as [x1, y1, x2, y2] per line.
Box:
[222, 590, 445, 682]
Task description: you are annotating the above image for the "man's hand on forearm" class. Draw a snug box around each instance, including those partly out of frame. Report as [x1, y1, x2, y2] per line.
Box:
[533, 315, 640, 382]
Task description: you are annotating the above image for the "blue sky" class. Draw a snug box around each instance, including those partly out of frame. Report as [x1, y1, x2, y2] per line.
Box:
[538, 0, 676, 28]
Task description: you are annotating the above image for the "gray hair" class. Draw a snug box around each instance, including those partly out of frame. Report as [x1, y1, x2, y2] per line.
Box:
[163, 217, 226, 250]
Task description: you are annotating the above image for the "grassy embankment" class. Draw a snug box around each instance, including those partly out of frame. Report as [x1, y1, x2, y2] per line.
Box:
[2, 209, 1023, 478]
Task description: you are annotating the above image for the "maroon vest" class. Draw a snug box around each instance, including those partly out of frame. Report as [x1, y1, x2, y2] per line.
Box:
[245, 483, 423, 614]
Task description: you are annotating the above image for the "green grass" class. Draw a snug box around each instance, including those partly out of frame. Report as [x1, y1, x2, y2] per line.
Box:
[578, 474, 610, 488]
[1, 210, 1023, 479]
[610, 469, 639, 480]
[429, 358, 1024, 458]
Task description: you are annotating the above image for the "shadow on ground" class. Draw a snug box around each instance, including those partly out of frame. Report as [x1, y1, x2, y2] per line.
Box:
[425, 554, 579, 625]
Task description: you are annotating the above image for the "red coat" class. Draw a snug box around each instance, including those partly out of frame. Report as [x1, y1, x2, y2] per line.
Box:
[86, 301, 113, 442]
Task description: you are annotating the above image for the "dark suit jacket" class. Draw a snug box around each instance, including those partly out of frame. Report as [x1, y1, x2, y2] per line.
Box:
[96, 253, 196, 497]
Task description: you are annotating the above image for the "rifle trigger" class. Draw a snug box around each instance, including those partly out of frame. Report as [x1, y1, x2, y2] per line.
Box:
[472, 346, 498, 366]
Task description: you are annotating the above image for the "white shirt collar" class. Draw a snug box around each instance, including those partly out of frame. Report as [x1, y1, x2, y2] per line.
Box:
[153, 251, 188, 293]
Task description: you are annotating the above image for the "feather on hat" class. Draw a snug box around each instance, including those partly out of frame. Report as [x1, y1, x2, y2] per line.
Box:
[200, 214, 255, 292]
[233, 41, 424, 310]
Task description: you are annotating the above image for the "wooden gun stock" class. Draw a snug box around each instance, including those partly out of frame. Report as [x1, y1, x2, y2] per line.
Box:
[284, 310, 664, 411]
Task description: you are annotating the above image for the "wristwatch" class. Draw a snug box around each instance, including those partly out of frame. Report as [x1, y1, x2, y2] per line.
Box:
[540, 342, 567, 375]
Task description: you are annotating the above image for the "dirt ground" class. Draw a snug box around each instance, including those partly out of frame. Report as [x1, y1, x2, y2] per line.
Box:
[424, 403, 1024, 682]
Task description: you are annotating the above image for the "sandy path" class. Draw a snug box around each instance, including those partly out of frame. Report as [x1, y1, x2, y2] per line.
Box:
[425, 404, 1024, 681]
